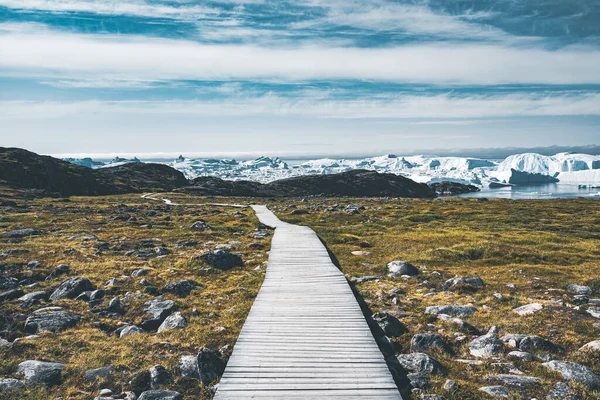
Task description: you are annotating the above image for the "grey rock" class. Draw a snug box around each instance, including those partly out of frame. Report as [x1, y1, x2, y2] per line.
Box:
[396, 353, 444, 375]
[387, 260, 419, 277]
[142, 299, 177, 330]
[512, 303, 543, 316]
[120, 325, 144, 338]
[27, 261, 42, 268]
[138, 390, 182, 400]
[500, 334, 528, 348]
[18, 291, 47, 302]
[108, 297, 125, 314]
[487, 374, 541, 387]
[410, 333, 449, 353]
[154, 247, 170, 256]
[566, 284, 592, 295]
[425, 305, 477, 317]
[199, 250, 243, 270]
[543, 360, 600, 390]
[157, 312, 187, 333]
[24, 311, 80, 333]
[519, 335, 558, 352]
[17, 360, 65, 385]
[579, 340, 600, 352]
[479, 386, 509, 398]
[507, 351, 535, 362]
[420, 395, 442, 400]
[350, 276, 380, 284]
[372, 312, 406, 337]
[49, 277, 95, 302]
[470, 326, 504, 359]
[443, 379, 457, 392]
[0, 378, 24, 392]
[443, 276, 484, 291]
[546, 382, 581, 400]
[1, 229, 40, 238]
[407, 373, 430, 389]
[132, 268, 150, 277]
[0, 289, 24, 302]
[179, 355, 200, 379]
[437, 314, 480, 335]
[85, 366, 113, 382]
[197, 347, 227, 385]
[0, 338, 10, 347]
[149, 365, 173, 389]
[162, 280, 202, 298]
[190, 221, 211, 231]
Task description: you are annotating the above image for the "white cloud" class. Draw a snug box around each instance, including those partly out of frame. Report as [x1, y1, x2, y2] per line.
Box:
[2, 93, 600, 120]
[1, 27, 600, 85]
[0, 0, 219, 20]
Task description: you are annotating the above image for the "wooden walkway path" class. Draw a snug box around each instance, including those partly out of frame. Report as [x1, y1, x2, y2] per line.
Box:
[214, 205, 402, 399]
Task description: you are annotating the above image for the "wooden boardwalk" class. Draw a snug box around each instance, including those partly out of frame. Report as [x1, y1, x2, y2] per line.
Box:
[214, 205, 402, 399]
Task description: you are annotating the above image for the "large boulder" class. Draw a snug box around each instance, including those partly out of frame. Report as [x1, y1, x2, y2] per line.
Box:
[49, 277, 95, 302]
[142, 299, 177, 331]
[24, 311, 80, 333]
[387, 261, 419, 277]
[199, 250, 243, 271]
[469, 326, 504, 359]
[17, 360, 65, 385]
[542, 360, 600, 390]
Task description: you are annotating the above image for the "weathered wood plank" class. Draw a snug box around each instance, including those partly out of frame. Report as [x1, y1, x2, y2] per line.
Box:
[213, 205, 402, 399]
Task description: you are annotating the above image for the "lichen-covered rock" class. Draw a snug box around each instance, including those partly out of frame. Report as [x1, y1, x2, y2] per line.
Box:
[443, 276, 484, 291]
[0, 378, 24, 392]
[410, 334, 449, 353]
[478, 385, 509, 398]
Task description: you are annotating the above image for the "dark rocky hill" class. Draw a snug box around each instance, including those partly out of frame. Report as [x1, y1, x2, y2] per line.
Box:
[187, 170, 436, 198]
[0, 147, 187, 196]
[429, 181, 481, 195]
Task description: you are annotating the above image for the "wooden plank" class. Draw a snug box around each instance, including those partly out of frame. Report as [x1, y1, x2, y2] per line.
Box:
[213, 206, 402, 399]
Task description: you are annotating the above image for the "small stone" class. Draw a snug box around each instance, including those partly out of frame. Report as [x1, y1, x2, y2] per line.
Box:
[469, 326, 504, 359]
[478, 385, 509, 398]
[85, 366, 113, 382]
[396, 353, 444, 375]
[443, 276, 484, 291]
[566, 284, 592, 295]
[387, 260, 419, 277]
[507, 351, 535, 362]
[425, 305, 477, 317]
[443, 379, 456, 392]
[120, 325, 144, 338]
[410, 333, 449, 353]
[512, 303, 543, 316]
[0, 378, 24, 392]
[157, 312, 187, 333]
[149, 365, 173, 389]
[138, 390, 182, 400]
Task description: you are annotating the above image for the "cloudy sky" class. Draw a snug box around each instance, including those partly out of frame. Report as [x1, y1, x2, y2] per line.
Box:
[0, 0, 599, 157]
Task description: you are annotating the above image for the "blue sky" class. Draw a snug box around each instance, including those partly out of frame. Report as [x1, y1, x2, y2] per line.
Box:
[0, 0, 599, 157]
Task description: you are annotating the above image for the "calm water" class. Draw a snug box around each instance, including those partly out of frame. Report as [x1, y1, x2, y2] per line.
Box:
[456, 184, 600, 200]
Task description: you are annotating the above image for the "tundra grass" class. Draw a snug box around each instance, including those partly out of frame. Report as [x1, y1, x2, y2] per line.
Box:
[270, 197, 600, 399]
[0, 191, 269, 399]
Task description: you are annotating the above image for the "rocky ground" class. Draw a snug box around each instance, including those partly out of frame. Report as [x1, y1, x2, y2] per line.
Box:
[2, 188, 600, 399]
[271, 197, 600, 399]
[0, 188, 269, 399]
